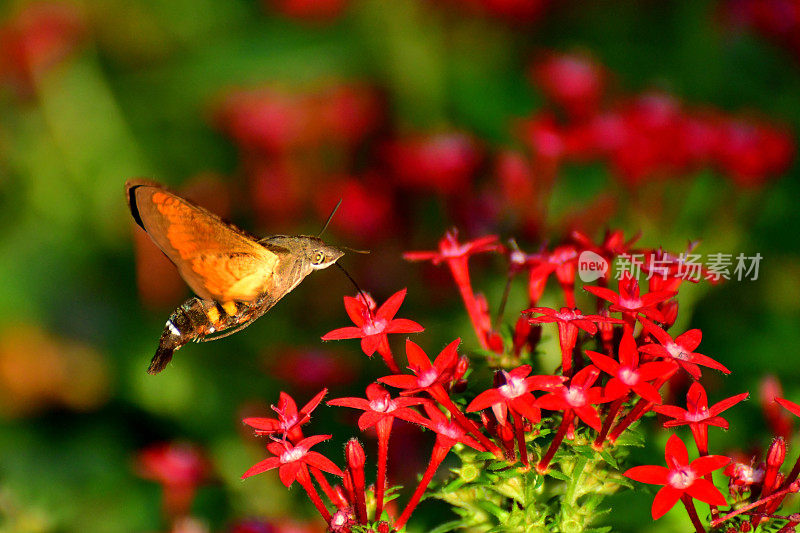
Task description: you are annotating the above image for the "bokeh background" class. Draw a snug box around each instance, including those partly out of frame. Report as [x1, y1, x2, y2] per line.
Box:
[1, 0, 800, 531]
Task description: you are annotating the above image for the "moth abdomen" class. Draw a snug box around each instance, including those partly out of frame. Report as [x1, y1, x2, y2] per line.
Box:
[148, 298, 217, 374]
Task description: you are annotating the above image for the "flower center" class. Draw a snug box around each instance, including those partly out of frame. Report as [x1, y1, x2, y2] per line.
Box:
[617, 296, 641, 310]
[280, 447, 305, 464]
[437, 423, 461, 440]
[281, 415, 298, 430]
[685, 406, 710, 422]
[417, 368, 439, 388]
[564, 387, 586, 407]
[369, 397, 396, 413]
[618, 367, 639, 386]
[500, 376, 528, 398]
[362, 318, 387, 336]
[666, 342, 689, 361]
[668, 466, 696, 489]
[555, 309, 581, 321]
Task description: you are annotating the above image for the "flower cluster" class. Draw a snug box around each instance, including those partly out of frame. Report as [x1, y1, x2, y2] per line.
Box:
[523, 51, 794, 188]
[239, 227, 800, 532]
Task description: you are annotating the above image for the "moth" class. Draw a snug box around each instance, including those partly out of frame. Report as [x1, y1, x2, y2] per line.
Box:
[126, 179, 345, 374]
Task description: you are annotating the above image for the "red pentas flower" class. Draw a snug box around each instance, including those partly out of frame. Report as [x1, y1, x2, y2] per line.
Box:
[328, 383, 427, 431]
[586, 330, 676, 404]
[0, 2, 85, 92]
[466, 365, 566, 426]
[313, 176, 393, 243]
[713, 117, 794, 187]
[584, 271, 676, 325]
[528, 244, 580, 307]
[531, 51, 606, 120]
[526, 306, 623, 375]
[216, 87, 315, 153]
[379, 339, 459, 396]
[242, 434, 342, 487]
[384, 132, 482, 194]
[405, 229, 501, 350]
[653, 382, 748, 455]
[519, 112, 568, 163]
[329, 383, 427, 521]
[536, 365, 606, 431]
[136, 442, 209, 517]
[639, 318, 730, 379]
[243, 389, 327, 443]
[322, 289, 423, 372]
[625, 434, 729, 519]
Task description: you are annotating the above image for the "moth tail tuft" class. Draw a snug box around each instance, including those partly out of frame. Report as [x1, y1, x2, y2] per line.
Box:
[147, 346, 174, 374]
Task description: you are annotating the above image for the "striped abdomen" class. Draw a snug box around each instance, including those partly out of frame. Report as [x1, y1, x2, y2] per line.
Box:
[148, 298, 253, 374]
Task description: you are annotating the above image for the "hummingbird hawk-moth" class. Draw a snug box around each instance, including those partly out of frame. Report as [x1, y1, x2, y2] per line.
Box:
[126, 179, 345, 374]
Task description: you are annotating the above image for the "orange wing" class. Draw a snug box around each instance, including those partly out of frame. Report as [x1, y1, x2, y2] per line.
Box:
[125, 179, 281, 302]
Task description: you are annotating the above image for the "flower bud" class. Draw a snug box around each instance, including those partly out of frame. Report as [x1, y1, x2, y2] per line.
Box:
[345, 439, 365, 470]
[453, 355, 470, 383]
[767, 437, 786, 469]
[375, 521, 391, 533]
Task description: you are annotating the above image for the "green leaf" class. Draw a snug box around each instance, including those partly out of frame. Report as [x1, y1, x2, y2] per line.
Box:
[426, 520, 463, 533]
[546, 470, 571, 482]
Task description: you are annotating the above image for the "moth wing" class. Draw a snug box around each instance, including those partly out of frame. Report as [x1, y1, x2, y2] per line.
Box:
[125, 179, 280, 302]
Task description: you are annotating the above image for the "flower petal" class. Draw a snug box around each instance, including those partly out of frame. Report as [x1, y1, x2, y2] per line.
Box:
[379, 374, 421, 389]
[327, 397, 370, 410]
[242, 456, 282, 479]
[322, 327, 364, 340]
[376, 289, 407, 321]
[675, 329, 702, 352]
[343, 296, 367, 327]
[624, 465, 669, 485]
[665, 434, 688, 466]
[303, 451, 343, 477]
[708, 392, 749, 417]
[690, 455, 731, 477]
[651, 485, 682, 519]
[386, 318, 424, 334]
[685, 478, 727, 506]
[361, 334, 382, 356]
[575, 405, 602, 431]
[278, 461, 302, 487]
[466, 389, 505, 412]
[776, 397, 800, 418]
[405, 339, 432, 370]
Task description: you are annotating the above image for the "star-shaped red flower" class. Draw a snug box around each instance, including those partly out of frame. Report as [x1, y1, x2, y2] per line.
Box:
[322, 289, 423, 367]
[653, 382, 748, 454]
[242, 434, 342, 488]
[536, 365, 607, 431]
[379, 339, 459, 396]
[466, 365, 565, 425]
[639, 318, 730, 379]
[586, 331, 676, 404]
[624, 434, 729, 519]
[584, 271, 675, 323]
[243, 389, 327, 443]
[328, 383, 427, 430]
[527, 306, 623, 375]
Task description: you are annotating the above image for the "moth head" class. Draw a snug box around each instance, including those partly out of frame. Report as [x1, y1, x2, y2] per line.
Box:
[309, 242, 345, 270]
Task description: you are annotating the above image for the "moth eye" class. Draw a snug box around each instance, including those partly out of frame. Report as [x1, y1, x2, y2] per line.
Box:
[313, 251, 325, 265]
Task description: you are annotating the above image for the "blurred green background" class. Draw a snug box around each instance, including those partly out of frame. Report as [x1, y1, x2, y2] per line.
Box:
[1, 0, 799, 531]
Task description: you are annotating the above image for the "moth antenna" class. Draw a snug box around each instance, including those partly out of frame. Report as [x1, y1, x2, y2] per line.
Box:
[318, 198, 343, 237]
[335, 262, 374, 319]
